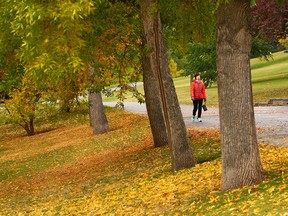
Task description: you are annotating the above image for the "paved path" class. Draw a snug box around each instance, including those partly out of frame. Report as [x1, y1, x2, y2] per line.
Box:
[104, 102, 288, 147]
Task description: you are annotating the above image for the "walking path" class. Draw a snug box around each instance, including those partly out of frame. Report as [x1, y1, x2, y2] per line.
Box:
[104, 102, 288, 147]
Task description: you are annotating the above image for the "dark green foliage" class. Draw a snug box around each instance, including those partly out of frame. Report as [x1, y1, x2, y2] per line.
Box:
[160, 0, 217, 69]
[183, 40, 217, 88]
[251, 37, 283, 59]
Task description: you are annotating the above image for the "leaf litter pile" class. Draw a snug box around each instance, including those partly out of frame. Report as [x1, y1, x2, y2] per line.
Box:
[0, 108, 287, 215]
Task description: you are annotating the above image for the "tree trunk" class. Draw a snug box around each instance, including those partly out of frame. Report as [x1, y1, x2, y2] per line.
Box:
[88, 91, 109, 135]
[22, 117, 35, 136]
[216, 0, 265, 191]
[29, 118, 35, 135]
[141, 43, 168, 148]
[140, 0, 196, 171]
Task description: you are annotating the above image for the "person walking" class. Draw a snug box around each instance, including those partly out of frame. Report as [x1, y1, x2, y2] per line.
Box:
[190, 74, 206, 122]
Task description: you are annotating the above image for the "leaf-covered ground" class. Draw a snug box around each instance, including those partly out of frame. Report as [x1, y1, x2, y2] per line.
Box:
[0, 108, 287, 215]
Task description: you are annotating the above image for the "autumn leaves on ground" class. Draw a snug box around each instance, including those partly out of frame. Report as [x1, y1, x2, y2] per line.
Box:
[0, 106, 287, 215]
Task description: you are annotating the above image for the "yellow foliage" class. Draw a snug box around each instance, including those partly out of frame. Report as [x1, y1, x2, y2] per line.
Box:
[278, 37, 288, 48]
[4, 76, 39, 125]
[169, 58, 183, 78]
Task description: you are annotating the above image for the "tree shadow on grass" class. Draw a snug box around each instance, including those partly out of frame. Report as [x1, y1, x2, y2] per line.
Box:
[187, 128, 222, 164]
[192, 140, 221, 164]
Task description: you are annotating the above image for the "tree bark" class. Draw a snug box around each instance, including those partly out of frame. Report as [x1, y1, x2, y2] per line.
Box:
[22, 117, 35, 136]
[140, 0, 196, 171]
[216, 0, 265, 191]
[88, 91, 109, 135]
[141, 42, 168, 148]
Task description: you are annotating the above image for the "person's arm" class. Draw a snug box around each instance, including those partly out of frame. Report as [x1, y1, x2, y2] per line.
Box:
[202, 82, 207, 101]
[190, 82, 194, 100]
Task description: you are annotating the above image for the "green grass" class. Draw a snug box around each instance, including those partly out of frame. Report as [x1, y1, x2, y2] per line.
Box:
[0, 145, 77, 181]
[250, 51, 288, 70]
[102, 50, 288, 107]
[0, 108, 287, 215]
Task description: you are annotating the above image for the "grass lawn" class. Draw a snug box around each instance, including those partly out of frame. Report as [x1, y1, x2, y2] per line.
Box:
[0, 106, 287, 215]
[0, 51, 287, 215]
[103, 51, 288, 107]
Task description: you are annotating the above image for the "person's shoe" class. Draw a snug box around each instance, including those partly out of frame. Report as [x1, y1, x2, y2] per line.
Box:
[198, 117, 202, 122]
[192, 116, 195, 121]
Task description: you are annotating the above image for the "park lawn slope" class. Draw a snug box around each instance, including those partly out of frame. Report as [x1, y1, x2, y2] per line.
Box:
[251, 51, 288, 102]
[0, 108, 287, 215]
[176, 51, 288, 106]
[102, 50, 288, 107]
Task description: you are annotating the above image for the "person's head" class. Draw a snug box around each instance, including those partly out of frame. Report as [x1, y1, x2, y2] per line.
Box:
[194, 74, 201, 80]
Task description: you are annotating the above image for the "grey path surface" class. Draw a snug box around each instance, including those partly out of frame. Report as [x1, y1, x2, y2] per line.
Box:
[103, 102, 288, 147]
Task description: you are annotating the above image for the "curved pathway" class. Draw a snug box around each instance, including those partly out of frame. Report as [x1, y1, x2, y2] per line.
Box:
[104, 102, 288, 147]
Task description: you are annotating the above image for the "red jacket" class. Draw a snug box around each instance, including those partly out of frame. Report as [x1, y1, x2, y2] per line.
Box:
[190, 80, 206, 100]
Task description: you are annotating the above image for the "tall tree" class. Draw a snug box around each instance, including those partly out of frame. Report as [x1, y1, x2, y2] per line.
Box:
[86, 1, 144, 134]
[140, 0, 196, 171]
[141, 41, 168, 147]
[216, 0, 265, 191]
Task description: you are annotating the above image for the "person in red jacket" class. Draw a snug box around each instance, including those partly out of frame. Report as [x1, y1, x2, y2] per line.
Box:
[190, 74, 206, 122]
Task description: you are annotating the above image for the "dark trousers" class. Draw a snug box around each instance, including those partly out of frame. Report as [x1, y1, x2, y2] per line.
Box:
[193, 99, 203, 118]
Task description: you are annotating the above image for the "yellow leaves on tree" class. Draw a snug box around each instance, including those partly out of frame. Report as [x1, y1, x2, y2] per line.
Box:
[169, 58, 183, 78]
[91, 2, 143, 92]
[278, 37, 288, 48]
[4, 76, 40, 135]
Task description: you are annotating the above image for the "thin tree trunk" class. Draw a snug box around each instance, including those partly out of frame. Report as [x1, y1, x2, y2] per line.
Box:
[141, 43, 168, 148]
[22, 118, 35, 136]
[140, 0, 196, 171]
[29, 118, 35, 135]
[88, 91, 109, 135]
[216, 0, 265, 191]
